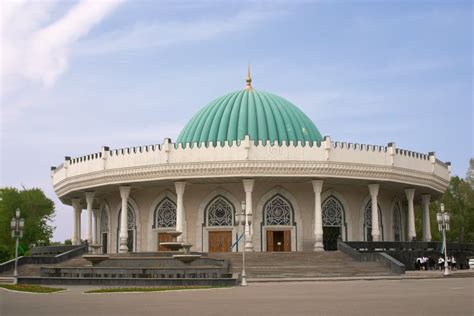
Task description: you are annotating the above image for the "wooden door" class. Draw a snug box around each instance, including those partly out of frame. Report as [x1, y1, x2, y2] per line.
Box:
[158, 232, 176, 251]
[283, 230, 291, 251]
[266, 230, 274, 252]
[208, 231, 232, 252]
[267, 230, 291, 252]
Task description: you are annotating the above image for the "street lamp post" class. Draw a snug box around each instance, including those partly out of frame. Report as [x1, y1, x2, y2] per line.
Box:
[436, 203, 450, 276]
[10, 208, 25, 284]
[236, 201, 248, 286]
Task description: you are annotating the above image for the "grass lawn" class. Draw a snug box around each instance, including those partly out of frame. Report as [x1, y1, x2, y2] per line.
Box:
[0, 284, 65, 293]
[86, 286, 229, 294]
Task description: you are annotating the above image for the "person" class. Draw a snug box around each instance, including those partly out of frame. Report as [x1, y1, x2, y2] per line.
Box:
[447, 256, 452, 270]
[422, 256, 429, 271]
[451, 256, 456, 271]
[438, 256, 444, 270]
[415, 257, 422, 270]
[429, 257, 436, 270]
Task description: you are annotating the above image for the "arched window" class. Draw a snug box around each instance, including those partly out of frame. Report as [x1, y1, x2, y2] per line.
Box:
[322, 196, 345, 250]
[117, 202, 137, 252]
[206, 196, 234, 227]
[364, 200, 383, 241]
[264, 195, 293, 226]
[322, 197, 344, 227]
[100, 207, 109, 233]
[99, 207, 109, 254]
[393, 203, 402, 242]
[153, 198, 176, 229]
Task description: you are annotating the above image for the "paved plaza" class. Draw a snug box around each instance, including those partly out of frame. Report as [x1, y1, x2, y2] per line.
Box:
[1, 278, 473, 316]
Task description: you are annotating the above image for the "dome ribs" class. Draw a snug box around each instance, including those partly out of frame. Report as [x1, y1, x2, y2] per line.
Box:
[247, 89, 259, 143]
[184, 94, 223, 146]
[210, 91, 239, 146]
[235, 90, 248, 141]
[176, 88, 323, 147]
[224, 90, 244, 143]
[255, 90, 278, 145]
[260, 91, 288, 144]
[197, 92, 234, 145]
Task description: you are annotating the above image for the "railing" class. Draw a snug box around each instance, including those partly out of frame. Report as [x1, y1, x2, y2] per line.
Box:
[337, 241, 406, 274]
[0, 245, 87, 273]
[343, 241, 474, 252]
[341, 241, 474, 271]
[30, 245, 82, 256]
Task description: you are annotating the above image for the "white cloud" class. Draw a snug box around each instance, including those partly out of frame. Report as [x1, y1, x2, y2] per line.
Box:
[1, 0, 122, 89]
[78, 8, 281, 55]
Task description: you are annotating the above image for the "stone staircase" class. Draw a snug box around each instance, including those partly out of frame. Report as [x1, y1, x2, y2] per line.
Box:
[208, 251, 395, 279]
[1, 251, 395, 280]
[0, 256, 91, 277]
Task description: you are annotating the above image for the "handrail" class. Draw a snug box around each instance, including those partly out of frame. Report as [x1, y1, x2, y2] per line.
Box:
[338, 241, 406, 274]
[230, 233, 245, 251]
[0, 245, 86, 273]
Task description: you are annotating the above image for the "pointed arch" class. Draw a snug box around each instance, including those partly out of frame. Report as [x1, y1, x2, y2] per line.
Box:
[363, 199, 384, 241]
[321, 194, 347, 250]
[321, 190, 351, 241]
[263, 194, 294, 226]
[98, 201, 111, 254]
[256, 186, 303, 252]
[205, 195, 235, 227]
[115, 197, 140, 252]
[195, 188, 239, 252]
[154, 198, 177, 229]
[147, 190, 177, 251]
[322, 196, 345, 227]
[392, 201, 402, 242]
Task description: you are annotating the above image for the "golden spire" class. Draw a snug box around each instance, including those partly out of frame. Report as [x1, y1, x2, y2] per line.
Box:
[245, 64, 252, 90]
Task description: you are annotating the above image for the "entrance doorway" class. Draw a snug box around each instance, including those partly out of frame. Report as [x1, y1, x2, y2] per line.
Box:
[208, 231, 232, 253]
[102, 232, 108, 254]
[127, 230, 134, 252]
[323, 226, 341, 251]
[158, 232, 176, 251]
[266, 230, 291, 252]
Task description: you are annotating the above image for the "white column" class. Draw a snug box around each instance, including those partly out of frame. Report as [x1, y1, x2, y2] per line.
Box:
[85, 191, 95, 245]
[421, 194, 432, 241]
[175, 182, 186, 242]
[71, 198, 81, 245]
[242, 179, 255, 251]
[119, 186, 131, 253]
[92, 208, 99, 245]
[368, 184, 380, 241]
[78, 209, 82, 243]
[312, 180, 324, 251]
[405, 188, 416, 241]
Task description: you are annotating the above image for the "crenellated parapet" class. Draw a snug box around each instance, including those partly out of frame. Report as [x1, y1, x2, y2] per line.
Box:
[51, 135, 451, 198]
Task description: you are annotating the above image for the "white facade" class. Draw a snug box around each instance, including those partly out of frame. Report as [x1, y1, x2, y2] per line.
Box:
[51, 135, 451, 253]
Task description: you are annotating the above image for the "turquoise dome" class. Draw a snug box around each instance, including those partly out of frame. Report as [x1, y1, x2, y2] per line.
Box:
[176, 88, 322, 146]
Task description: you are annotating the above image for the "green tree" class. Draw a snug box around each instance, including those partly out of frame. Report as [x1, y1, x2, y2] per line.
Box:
[414, 176, 473, 243]
[0, 187, 56, 262]
[440, 176, 474, 242]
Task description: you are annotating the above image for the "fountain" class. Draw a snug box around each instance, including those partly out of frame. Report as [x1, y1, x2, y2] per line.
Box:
[83, 244, 109, 266]
[37, 231, 236, 286]
[159, 231, 201, 263]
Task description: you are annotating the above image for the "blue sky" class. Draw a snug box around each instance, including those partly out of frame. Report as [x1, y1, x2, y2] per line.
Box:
[1, 0, 472, 241]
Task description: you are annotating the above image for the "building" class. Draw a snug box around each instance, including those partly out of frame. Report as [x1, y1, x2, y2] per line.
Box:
[50, 70, 451, 254]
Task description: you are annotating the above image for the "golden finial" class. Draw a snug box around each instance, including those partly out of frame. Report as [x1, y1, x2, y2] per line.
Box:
[245, 64, 252, 90]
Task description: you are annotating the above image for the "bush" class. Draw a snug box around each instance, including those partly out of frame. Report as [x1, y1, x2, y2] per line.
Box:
[0, 245, 12, 263]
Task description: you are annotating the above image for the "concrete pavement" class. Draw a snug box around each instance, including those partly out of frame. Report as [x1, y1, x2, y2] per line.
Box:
[1, 278, 473, 316]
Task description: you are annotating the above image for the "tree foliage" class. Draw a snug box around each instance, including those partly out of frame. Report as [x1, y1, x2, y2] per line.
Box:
[0, 187, 55, 262]
[416, 176, 474, 243]
[440, 176, 474, 242]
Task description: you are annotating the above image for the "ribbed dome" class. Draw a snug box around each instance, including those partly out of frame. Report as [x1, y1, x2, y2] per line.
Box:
[176, 89, 322, 146]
